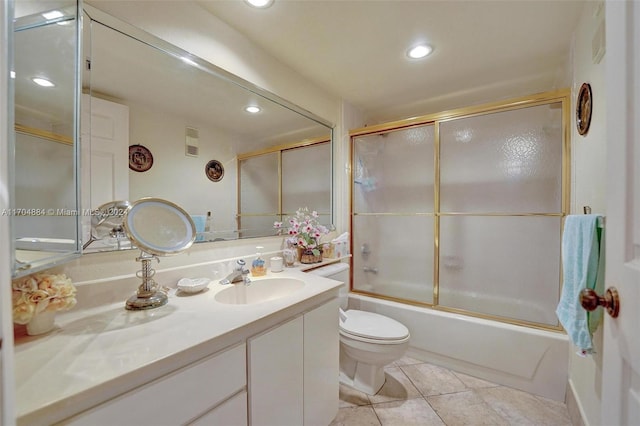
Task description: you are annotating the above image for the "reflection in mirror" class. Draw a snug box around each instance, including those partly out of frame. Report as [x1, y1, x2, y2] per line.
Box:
[238, 139, 332, 238]
[82, 6, 333, 253]
[82, 200, 131, 250]
[122, 198, 196, 310]
[12, 1, 81, 277]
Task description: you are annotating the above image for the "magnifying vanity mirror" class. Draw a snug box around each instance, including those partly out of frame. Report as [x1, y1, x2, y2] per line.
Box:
[123, 198, 196, 310]
[81, 5, 334, 253]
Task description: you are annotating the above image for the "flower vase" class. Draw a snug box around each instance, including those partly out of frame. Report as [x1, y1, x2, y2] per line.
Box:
[26, 310, 56, 336]
[299, 248, 322, 264]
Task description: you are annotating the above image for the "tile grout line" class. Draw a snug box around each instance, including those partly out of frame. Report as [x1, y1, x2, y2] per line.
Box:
[396, 362, 451, 425]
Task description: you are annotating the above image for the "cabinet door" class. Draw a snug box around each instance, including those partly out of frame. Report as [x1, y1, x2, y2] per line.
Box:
[248, 316, 303, 426]
[304, 299, 340, 426]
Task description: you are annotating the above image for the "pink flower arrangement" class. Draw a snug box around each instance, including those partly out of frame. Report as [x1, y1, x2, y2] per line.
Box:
[12, 273, 77, 325]
[274, 207, 329, 257]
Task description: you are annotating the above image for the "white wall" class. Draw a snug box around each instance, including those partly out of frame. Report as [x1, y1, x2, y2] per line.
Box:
[568, 2, 606, 425]
[85, 0, 339, 126]
[126, 100, 239, 233]
[334, 100, 364, 233]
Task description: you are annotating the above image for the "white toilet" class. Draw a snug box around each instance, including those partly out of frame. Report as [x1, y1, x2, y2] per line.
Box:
[308, 263, 410, 395]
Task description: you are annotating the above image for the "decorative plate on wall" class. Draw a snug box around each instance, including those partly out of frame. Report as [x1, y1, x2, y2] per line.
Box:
[576, 83, 592, 136]
[129, 144, 154, 172]
[205, 159, 224, 182]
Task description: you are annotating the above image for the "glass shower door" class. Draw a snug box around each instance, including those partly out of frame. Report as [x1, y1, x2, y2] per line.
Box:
[350, 94, 568, 329]
[438, 103, 564, 326]
[352, 125, 435, 304]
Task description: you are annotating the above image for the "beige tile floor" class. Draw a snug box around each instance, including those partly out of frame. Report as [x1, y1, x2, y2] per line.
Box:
[330, 356, 572, 426]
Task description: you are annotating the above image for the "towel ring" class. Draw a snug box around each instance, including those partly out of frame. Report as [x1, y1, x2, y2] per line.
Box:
[580, 287, 620, 318]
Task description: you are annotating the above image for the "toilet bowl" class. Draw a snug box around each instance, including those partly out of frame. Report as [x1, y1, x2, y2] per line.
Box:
[307, 263, 410, 395]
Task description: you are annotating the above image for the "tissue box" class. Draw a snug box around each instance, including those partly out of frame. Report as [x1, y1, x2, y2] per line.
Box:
[323, 241, 350, 259]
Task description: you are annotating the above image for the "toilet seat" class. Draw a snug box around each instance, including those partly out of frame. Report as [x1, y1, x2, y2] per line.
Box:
[340, 310, 410, 344]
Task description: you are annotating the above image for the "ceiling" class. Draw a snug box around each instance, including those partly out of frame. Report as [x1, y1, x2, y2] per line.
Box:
[198, 0, 586, 124]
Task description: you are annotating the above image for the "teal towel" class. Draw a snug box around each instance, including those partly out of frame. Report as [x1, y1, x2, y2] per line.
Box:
[556, 215, 603, 353]
[589, 226, 605, 334]
[191, 215, 206, 242]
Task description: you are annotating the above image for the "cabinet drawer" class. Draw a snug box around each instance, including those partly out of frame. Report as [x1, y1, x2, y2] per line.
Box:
[64, 343, 246, 425]
[190, 391, 247, 426]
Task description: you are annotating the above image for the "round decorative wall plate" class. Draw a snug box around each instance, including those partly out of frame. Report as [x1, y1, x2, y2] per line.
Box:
[576, 83, 592, 136]
[129, 144, 154, 172]
[205, 159, 224, 182]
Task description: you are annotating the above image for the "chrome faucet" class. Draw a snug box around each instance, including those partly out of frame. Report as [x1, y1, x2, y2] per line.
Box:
[219, 259, 251, 285]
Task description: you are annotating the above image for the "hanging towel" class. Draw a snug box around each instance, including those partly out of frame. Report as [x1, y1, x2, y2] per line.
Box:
[556, 214, 603, 354]
[588, 226, 606, 335]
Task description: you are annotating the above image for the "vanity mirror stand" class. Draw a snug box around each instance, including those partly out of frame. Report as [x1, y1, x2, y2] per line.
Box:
[127, 252, 165, 310]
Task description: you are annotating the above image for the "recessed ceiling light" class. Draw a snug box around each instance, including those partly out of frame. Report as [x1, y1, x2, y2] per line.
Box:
[244, 0, 274, 8]
[10, 71, 15, 79]
[245, 106, 261, 114]
[32, 77, 55, 87]
[407, 44, 433, 59]
[42, 10, 64, 20]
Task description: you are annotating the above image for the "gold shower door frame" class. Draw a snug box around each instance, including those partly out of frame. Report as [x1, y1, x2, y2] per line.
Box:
[349, 89, 570, 332]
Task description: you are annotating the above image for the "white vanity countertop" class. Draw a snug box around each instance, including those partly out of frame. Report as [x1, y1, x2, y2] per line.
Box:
[14, 267, 343, 424]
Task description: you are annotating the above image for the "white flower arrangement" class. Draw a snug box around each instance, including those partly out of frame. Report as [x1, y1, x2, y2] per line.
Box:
[274, 207, 329, 257]
[12, 273, 77, 325]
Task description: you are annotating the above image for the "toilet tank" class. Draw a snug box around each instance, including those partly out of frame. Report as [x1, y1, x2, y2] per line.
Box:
[307, 263, 350, 309]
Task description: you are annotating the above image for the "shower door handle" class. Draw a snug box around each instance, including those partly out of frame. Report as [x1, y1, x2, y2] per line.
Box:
[580, 287, 620, 318]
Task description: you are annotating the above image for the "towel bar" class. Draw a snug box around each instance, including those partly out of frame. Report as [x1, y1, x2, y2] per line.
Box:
[581, 206, 605, 228]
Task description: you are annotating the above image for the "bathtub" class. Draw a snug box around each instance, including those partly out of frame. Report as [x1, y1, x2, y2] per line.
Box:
[348, 293, 569, 401]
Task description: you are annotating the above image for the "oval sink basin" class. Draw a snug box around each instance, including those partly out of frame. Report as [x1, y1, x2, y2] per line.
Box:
[214, 278, 305, 305]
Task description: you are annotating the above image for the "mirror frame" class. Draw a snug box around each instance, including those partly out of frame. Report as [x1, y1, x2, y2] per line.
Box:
[123, 197, 196, 256]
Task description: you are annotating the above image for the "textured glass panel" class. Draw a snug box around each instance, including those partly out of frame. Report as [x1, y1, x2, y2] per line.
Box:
[439, 215, 561, 326]
[239, 153, 279, 214]
[353, 125, 434, 213]
[352, 215, 433, 304]
[282, 142, 331, 215]
[440, 103, 563, 213]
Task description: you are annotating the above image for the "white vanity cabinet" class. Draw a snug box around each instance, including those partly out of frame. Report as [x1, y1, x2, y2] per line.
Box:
[43, 293, 339, 426]
[62, 343, 247, 426]
[248, 298, 340, 426]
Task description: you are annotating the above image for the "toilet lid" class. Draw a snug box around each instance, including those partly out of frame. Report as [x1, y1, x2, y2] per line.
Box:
[340, 310, 409, 341]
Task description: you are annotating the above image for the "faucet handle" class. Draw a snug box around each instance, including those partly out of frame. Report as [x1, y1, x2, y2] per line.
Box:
[235, 259, 246, 271]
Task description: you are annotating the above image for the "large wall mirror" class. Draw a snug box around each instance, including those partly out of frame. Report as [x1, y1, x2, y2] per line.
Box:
[11, 0, 81, 277]
[82, 5, 333, 252]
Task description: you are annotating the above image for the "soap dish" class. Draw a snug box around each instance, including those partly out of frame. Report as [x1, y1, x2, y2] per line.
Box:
[177, 277, 211, 294]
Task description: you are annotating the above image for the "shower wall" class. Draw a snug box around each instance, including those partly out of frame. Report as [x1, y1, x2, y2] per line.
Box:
[351, 92, 568, 328]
